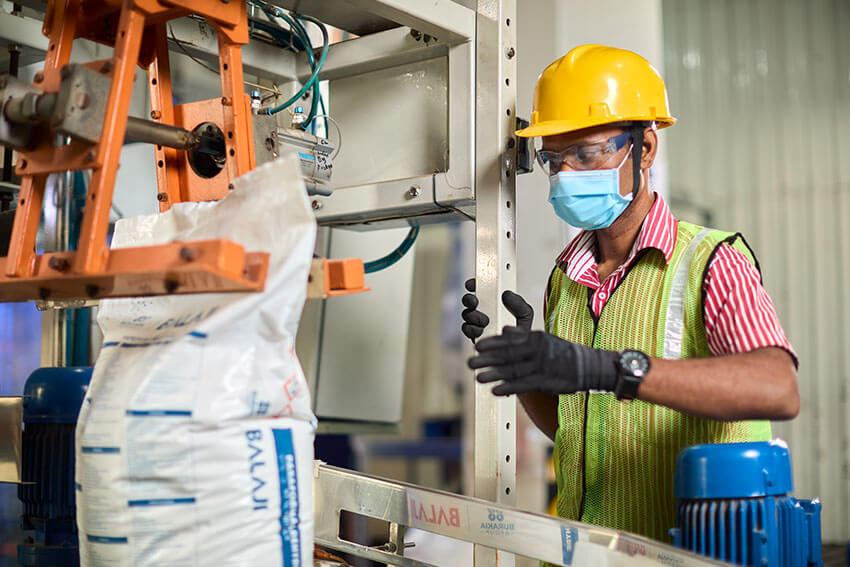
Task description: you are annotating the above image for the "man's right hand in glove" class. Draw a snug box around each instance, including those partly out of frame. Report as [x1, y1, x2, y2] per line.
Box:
[460, 278, 534, 341]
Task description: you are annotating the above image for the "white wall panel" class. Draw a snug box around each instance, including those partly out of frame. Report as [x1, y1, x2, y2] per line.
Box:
[663, 0, 850, 543]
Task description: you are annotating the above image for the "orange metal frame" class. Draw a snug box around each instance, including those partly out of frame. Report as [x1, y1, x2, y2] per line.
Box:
[0, 0, 268, 301]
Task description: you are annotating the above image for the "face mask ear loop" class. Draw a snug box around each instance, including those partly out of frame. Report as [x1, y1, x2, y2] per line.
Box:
[630, 124, 645, 199]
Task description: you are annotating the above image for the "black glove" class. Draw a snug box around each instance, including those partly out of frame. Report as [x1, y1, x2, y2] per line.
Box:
[461, 278, 534, 341]
[468, 327, 620, 396]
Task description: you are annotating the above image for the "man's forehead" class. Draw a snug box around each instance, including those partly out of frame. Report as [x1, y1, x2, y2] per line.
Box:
[541, 124, 627, 149]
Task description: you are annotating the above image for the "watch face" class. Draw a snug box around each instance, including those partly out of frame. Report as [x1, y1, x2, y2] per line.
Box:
[620, 350, 650, 378]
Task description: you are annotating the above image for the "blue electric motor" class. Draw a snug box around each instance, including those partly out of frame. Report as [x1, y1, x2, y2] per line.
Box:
[671, 441, 822, 567]
[18, 367, 92, 567]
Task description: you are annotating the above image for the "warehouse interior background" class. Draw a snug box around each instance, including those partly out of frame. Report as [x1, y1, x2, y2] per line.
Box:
[0, 0, 847, 565]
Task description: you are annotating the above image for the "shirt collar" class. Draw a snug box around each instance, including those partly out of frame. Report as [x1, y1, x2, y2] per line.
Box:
[557, 192, 678, 286]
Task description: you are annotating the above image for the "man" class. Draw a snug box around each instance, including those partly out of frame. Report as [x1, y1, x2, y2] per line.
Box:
[461, 44, 799, 542]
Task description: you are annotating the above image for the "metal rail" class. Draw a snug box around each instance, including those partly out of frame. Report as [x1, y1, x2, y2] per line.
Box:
[314, 463, 729, 567]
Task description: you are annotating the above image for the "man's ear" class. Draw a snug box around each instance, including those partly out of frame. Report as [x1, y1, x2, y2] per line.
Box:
[641, 127, 659, 170]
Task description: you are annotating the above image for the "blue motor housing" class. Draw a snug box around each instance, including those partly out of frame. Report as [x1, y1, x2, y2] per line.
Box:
[18, 367, 92, 567]
[671, 441, 822, 567]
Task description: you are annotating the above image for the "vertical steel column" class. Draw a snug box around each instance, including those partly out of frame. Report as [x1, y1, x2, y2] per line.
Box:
[473, 0, 517, 565]
[40, 173, 70, 367]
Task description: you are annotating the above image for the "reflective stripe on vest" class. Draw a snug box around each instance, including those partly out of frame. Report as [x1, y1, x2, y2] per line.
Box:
[663, 228, 712, 360]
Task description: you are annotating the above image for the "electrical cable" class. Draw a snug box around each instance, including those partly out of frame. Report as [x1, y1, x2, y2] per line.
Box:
[363, 225, 420, 274]
[252, 1, 330, 133]
[259, 6, 329, 117]
[288, 15, 323, 130]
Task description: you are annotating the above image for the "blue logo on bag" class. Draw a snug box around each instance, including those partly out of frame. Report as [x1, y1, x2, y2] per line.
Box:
[274, 429, 300, 567]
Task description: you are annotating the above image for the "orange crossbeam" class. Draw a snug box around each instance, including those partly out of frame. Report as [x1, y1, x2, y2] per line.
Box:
[0, 240, 268, 302]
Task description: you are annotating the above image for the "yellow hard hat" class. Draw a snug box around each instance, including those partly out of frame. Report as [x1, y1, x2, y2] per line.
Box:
[515, 44, 676, 138]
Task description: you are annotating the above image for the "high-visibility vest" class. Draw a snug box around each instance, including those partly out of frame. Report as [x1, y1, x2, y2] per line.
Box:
[544, 220, 772, 542]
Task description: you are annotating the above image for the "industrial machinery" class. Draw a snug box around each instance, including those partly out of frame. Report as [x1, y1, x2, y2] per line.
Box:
[0, 2, 816, 567]
[0, 0, 276, 301]
[18, 367, 91, 567]
[672, 441, 822, 567]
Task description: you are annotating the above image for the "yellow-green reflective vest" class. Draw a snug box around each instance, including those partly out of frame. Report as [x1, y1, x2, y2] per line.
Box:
[544, 220, 771, 542]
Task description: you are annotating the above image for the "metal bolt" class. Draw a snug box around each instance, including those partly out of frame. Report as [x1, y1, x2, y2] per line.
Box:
[179, 246, 199, 262]
[75, 92, 90, 109]
[48, 257, 70, 272]
[101, 60, 114, 73]
[33, 72, 44, 83]
[164, 279, 179, 293]
[157, 192, 168, 202]
[311, 199, 323, 210]
[506, 46, 516, 59]
[264, 137, 275, 152]
[60, 64, 74, 80]
[422, 34, 432, 43]
[410, 29, 422, 41]
[228, 183, 234, 191]
[406, 186, 421, 199]
[506, 138, 516, 150]
[150, 109, 161, 120]
[84, 151, 95, 163]
[221, 96, 231, 106]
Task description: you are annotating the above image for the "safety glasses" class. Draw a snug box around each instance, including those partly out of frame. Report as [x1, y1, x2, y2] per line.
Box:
[535, 131, 631, 175]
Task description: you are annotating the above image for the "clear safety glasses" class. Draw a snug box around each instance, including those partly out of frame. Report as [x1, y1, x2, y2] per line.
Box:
[535, 130, 631, 175]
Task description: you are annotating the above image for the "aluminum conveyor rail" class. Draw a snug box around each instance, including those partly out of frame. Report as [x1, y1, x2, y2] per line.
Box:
[313, 462, 729, 567]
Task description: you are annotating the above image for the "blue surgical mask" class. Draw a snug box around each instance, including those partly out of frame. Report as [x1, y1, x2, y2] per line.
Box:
[547, 146, 634, 230]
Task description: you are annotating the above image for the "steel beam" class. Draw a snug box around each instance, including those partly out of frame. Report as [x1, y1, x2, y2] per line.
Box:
[472, 0, 517, 565]
[296, 26, 447, 83]
[0, 10, 47, 53]
[0, 11, 298, 84]
[345, 0, 475, 44]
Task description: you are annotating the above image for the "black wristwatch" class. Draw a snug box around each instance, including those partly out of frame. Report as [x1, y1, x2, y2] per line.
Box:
[614, 349, 651, 400]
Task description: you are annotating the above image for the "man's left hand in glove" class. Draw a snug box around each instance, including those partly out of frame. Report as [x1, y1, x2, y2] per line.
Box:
[468, 326, 622, 396]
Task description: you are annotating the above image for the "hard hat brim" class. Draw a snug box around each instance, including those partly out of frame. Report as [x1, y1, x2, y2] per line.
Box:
[515, 115, 676, 138]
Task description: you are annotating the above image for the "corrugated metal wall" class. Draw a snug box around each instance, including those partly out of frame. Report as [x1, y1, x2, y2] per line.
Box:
[662, 0, 850, 543]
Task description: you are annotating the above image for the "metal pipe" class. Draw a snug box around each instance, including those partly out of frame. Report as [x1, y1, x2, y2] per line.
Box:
[2, 92, 197, 151]
[124, 117, 196, 150]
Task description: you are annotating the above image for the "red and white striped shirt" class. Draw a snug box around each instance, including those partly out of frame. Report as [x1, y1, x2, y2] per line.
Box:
[551, 193, 796, 362]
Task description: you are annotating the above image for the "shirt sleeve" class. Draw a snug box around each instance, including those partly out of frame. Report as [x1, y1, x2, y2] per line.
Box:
[702, 243, 798, 366]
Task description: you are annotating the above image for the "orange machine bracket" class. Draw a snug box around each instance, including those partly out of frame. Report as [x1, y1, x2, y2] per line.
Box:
[0, 0, 267, 301]
[307, 259, 370, 300]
